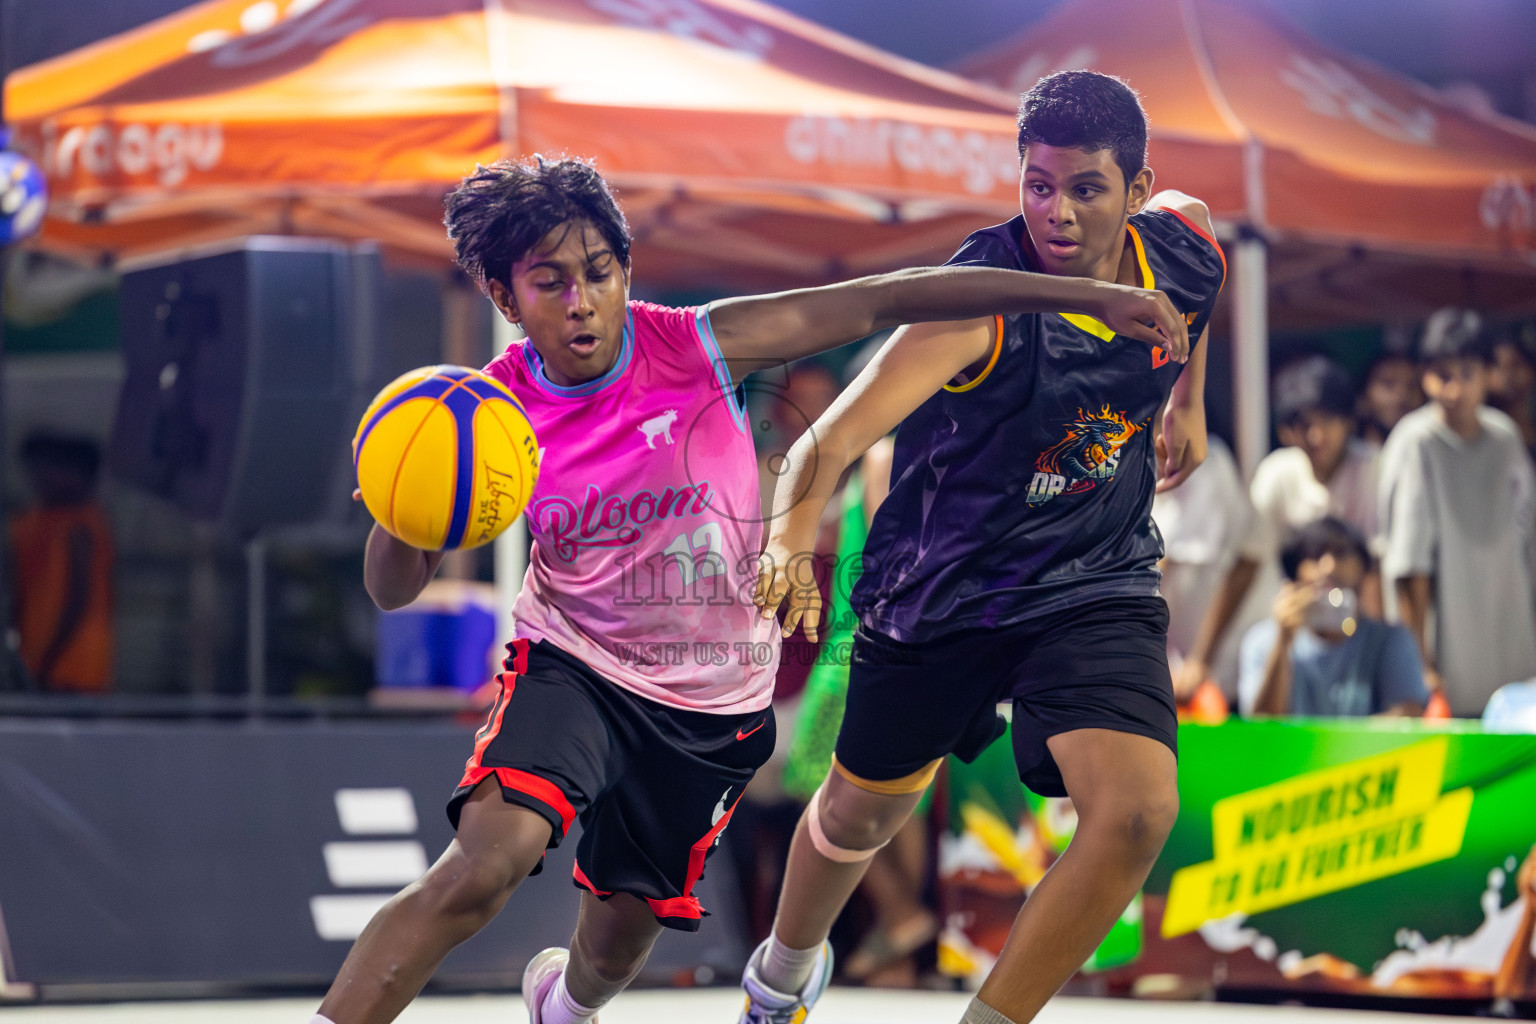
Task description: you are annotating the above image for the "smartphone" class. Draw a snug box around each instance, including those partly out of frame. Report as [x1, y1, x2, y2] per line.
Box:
[1307, 586, 1359, 635]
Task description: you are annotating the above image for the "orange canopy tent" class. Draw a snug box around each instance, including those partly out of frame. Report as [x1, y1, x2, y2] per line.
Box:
[6, 0, 1029, 291]
[14, 0, 1536, 473]
[4, 0, 1034, 628]
[954, 0, 1536, 474]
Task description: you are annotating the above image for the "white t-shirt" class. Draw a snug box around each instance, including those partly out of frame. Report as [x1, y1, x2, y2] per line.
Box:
[1239, 438, 1380, 564]
[1379, 403, 1536, 716]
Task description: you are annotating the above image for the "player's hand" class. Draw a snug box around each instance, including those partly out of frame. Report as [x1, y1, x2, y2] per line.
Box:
[352, 488, 363, 502]
[1087, 282, 1189, 363]
[1156, 401, 1208, 493]
[754, 539, 822, 642]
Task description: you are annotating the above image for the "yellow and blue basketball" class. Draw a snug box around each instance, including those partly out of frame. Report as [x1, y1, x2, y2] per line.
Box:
[353, 365, 539, 551]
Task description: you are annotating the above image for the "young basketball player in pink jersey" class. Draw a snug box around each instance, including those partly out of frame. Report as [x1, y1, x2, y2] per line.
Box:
[309, 155, 1189, 1024]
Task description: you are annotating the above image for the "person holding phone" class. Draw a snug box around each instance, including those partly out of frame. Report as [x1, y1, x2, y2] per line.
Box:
[1238, 517, 1427, 718]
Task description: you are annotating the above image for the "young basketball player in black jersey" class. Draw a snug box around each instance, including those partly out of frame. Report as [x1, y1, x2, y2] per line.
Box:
[742, 71, 1225, 1024]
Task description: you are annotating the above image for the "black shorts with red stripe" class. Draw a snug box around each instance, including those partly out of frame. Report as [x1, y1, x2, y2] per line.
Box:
[448, 638, 775, 931]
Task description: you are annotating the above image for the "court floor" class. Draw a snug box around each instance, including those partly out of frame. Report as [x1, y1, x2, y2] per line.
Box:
[0, 988, 1484, 1024]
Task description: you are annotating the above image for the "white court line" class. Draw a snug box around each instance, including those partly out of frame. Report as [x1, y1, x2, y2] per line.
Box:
[0, 990, 1481, 1024]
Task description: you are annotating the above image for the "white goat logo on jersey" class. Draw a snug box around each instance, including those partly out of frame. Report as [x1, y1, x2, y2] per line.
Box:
[638, 409, 679, 449]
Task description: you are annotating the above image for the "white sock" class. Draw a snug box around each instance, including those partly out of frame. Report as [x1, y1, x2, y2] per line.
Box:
[961, 996, 1020, 1024]
[540, 970, 601, 1024]
[759, 933, 822, 996]
[307, 1016, 337, 1024]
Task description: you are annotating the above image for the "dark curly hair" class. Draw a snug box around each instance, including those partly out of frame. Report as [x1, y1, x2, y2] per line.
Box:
[1016, 70, 1148, 191]
[1280, 516, 1372, 582]
[443, 155, 631, 290]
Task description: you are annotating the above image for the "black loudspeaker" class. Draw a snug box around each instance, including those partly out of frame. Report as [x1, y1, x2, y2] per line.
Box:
[112, 238, 367, 533]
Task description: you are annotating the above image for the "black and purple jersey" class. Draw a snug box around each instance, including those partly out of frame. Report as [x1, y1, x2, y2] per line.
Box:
[850, 210, 1226, 643]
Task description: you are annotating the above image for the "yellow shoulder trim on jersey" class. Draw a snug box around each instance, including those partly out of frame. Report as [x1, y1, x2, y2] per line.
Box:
[943, 315, 1004, 393]
[1057, 312, 1117, 342]
[1053, 224, 1157, 343]
[1128, 222, 1155, 291]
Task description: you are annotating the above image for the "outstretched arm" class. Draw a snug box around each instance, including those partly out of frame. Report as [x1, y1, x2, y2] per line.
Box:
[755, 317, 996, 640]
[707, 266, 1187, 385]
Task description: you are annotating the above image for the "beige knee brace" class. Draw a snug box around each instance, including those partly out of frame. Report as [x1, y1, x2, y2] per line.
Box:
[805, 784, 891, 864]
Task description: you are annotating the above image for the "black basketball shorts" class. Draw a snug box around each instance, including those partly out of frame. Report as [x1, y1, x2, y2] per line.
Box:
[447, 638, 775, 931]
[834, 595, 1177, 798]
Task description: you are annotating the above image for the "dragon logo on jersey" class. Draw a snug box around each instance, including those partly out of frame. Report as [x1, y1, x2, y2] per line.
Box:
[1025, 405, 1141, 505]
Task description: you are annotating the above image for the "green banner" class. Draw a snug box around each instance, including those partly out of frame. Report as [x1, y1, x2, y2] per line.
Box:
[941, 718, 1536, 1002]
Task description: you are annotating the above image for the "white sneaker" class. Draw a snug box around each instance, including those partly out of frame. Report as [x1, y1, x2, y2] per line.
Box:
[523, 947, 598, 1024]
[738, 938, 833, 1024]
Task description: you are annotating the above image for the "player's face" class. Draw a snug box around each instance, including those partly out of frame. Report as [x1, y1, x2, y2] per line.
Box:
[1019, 144, 1151, 283]
[491, 220, 630, 387]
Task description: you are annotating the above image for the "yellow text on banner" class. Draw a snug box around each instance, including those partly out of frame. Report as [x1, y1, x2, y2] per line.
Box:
[1162, 737, 1472, 937]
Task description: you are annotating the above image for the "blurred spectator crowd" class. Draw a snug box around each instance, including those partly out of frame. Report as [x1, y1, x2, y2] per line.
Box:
[1155, 308, 1536, 726]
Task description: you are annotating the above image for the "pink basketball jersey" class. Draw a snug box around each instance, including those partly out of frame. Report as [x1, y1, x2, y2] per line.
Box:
[482, 301, 777, 715]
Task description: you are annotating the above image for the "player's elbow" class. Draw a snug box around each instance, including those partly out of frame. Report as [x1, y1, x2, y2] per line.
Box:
[366, 575, 423, 612]
[364, 524, 440, 610]
[364, 554, 431, 611]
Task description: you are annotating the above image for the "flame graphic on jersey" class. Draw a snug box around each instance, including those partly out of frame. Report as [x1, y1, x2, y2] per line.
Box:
[1037, 405, 1140, 494]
